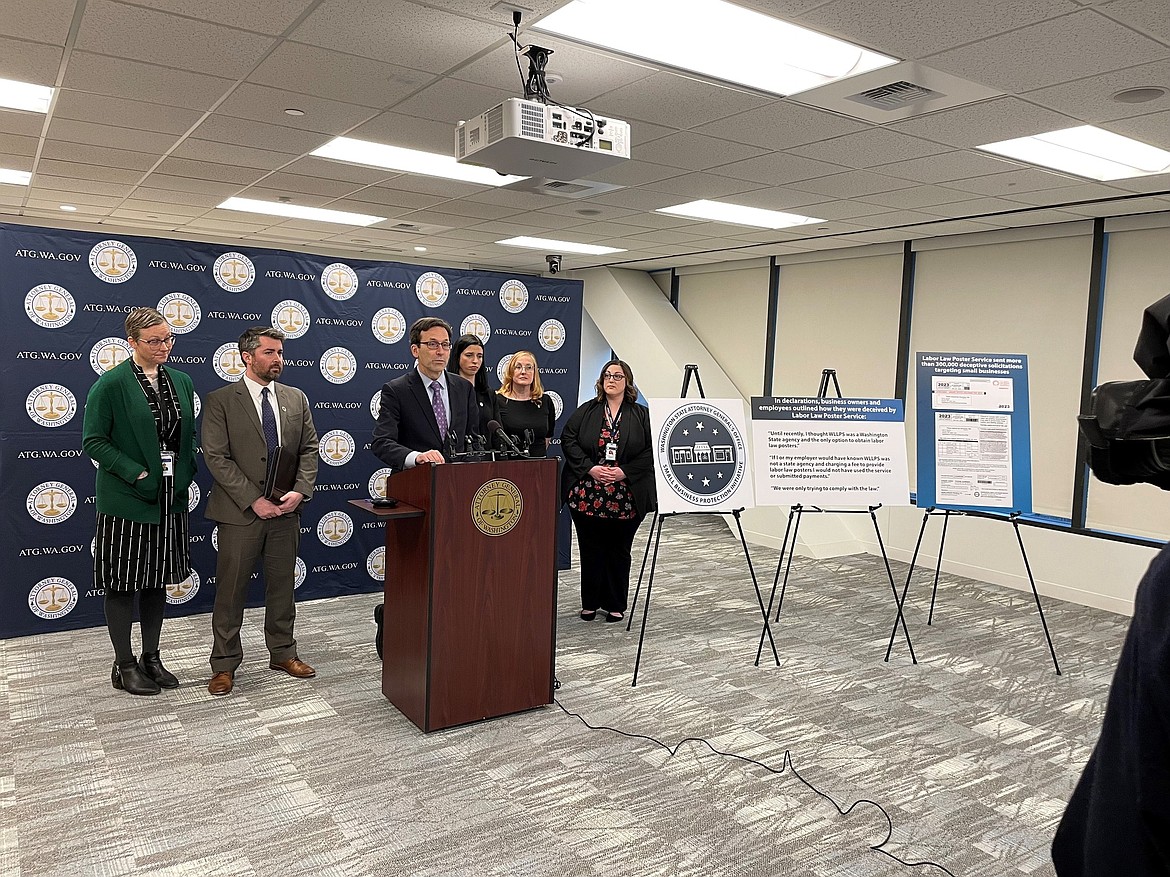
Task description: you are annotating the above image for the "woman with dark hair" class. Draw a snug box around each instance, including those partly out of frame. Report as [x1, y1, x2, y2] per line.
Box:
[447, 333, 497, 435]
[560, 359, 656, 622]
[497, 350, 556, 457]
[82, 307, 197, 695]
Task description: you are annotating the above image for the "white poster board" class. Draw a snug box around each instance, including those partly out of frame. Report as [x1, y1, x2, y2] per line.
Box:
[650, 398, 755, 514]
[750, 397, 911, 507]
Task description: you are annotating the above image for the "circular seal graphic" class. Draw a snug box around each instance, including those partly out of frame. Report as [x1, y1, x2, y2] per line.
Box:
[320, 429, 356, 467]
[90, 338, 133, 374]
[317, 511, 354, 547]
[321, 262, 359, 300]
[211, 525, 218, 551]
[656, 402, 747, 508]
[416, 271, 449, 308]
[89, 240, 138, 283]
[370, 389, 383, 421]
[25, 284, 76, 328]
[372, 307, 406, 344]
[187, 482, 201, 513]
[27, 481, 78, 525]
[460, 313, 492, 344]
[545, 390, 563, 421]
[496, 353, 513, 385]
[368, 468, 393, 499]
[294, 557, 307, 589]
[500, 279, 529, 314]
[194, 392, 202, 418]
[471, 479, 523, 537]
[367, 546, 385, 582]
[214, 252, 256, 292]
[26, 383, 77, 428]
[158, 292, 201, 334]
[29, 577, 78, 620]
[538, 318, 566, 351]
[320, 346, 357, 384]
[166, 570, 200, 605]
[212, 342, 247, 382]
[273, 300, 311, 339]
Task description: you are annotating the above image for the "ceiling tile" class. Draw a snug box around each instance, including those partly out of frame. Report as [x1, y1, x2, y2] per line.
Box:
[944, 167, 1088, 196]
[137, 173, 245, 197]
[794, 0, 1078, 59]
[390, 78, 518, 125]
[36, 159, 144, 184]
[924, 9, 1170, 94]
[346, 112, 455, 154]
[191, 114, 327, 154]
[169, 139, 296, 170]
[592, 72, 771, 130]
[635, 132, 768, 172]
[889, 97, 1079, 148]
[0, 0, 76, 43]
[1024, 58, 1170, 123]
[1103, 109, 1170, 150]
[859, 184, 982, 210]
[1098, 0, 1170, 44]
[788, 170, 916, 199]
[249, 41, 432, 108]
[0, 132, 38, 157]
[691, 100, 871, 150]
[586, 160, 679, 187]
[61, 52, 235, 110]
[0, 35, 64, 85]
[0, 112, 44, 138]
[128, 0, 317, 35]
[76, 0, 276, 79]
[918, 195, 1051, 219]
[216, 84, 380, 134]
[40, 141, 157, 170]
[292, 0, 506, 73]
[870, 150, 1026, 183]
[642, 173, 765, 199]
[709, 152, 845, 185]
[789, 128, 949, 169]
[32, 176, 131, 198]
[52, 92, 204, 136]
[45, 117, 181, 154]
[153, 157, 271, 185]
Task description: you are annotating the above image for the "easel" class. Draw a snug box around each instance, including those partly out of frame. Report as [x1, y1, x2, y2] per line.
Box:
[627, 364, 780, 686]
[756, 369, 917, 664]
[889, 507, 1061, 674]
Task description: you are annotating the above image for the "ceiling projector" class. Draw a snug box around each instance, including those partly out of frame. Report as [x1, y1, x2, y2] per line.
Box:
[456, 97, 631, 181]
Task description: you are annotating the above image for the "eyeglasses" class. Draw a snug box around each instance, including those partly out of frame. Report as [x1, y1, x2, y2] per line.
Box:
[513, 364, 535, 372]
[603, 372, 625, 381]
[137, 336, 175, 348]
[417, 340, 452, 351]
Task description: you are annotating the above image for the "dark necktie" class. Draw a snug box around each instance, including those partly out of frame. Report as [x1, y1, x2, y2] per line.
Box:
[431, 380, 448, 440]
[261, 387, 278, 454]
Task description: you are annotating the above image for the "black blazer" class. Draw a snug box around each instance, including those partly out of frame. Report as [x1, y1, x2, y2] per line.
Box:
[560, 398, 657, 516]
[371, 369, 479, 471]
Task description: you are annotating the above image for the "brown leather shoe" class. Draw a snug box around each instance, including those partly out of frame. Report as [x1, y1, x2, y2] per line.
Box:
[208, 671, 234, 696]
[269, 657, 316, 678]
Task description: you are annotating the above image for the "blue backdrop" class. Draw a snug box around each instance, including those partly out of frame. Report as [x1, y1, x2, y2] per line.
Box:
[3, 222, 582, 639]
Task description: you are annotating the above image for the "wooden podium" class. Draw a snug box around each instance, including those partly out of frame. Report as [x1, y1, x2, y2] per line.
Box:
[362, 458, 557, 732]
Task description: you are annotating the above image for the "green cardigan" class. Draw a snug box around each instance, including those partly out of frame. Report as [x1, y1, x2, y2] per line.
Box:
[82, 359, 198, 524]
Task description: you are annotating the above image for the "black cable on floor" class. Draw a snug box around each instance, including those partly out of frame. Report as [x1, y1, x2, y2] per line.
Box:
[553, 697, 957, 876]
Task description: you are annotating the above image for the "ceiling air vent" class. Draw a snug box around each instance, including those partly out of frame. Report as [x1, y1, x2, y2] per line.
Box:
[502, 176, 624, 199]
[848, 80, 941, 110]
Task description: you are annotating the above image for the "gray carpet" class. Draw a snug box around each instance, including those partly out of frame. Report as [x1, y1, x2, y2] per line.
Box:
[0, 516, 1128, 876]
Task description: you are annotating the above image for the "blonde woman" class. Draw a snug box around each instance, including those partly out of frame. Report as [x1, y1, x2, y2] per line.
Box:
[496, 350, 555, 457]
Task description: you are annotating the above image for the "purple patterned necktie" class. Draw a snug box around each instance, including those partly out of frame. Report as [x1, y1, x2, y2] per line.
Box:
[430, 380, 448, 440]
[261, 387, 278, 454]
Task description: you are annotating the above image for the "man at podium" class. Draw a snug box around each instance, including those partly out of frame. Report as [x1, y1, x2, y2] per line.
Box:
[370, 317, 480, 654]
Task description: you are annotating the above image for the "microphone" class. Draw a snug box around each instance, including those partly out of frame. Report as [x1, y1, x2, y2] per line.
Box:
[446, 429, 458, 458]
[487, 420, 523, 455]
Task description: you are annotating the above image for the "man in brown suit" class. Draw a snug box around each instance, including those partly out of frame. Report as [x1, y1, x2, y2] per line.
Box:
[203, 326, 319, 696]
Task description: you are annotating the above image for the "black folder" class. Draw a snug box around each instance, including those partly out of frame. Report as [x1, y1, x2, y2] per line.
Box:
[263, 445, 299, 502]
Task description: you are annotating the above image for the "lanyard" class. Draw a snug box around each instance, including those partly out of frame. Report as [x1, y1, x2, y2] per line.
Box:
[604, 403, 622, 432]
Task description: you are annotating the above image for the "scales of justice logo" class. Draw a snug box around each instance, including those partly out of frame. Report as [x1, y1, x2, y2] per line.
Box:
[471, 479, 523, 537]
[657, 402, 747, 507]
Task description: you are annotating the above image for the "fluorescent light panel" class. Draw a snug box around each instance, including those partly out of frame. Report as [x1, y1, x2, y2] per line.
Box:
[312, 137, 526, 187]
[978, 126, 1170, 181]
[217, 197, 385, 227]
[0, 168, 32, 186]
[658, 199, 823, 229]
[534, 0, 896, 97]
[497, 236, 625, 255]
[0, 77, 52, 113]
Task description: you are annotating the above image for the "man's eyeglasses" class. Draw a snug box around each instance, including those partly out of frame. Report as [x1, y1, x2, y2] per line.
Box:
[603, 372, 625, 381]
[138, 336, 175, 348]
[417, 340, 452, 351]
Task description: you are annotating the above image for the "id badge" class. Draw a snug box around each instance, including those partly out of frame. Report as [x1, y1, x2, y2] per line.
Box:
[604, 442, 617, 463]
[160, 451, 175, 477]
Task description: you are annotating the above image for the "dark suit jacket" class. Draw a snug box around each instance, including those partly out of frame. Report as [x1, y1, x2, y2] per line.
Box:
[202, 379, 319, 526]
[371, 369, 479, 470]
[560, 398, 657, 516]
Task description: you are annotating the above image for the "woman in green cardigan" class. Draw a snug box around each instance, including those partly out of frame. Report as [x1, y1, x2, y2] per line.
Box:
[83, 307, 197, 696]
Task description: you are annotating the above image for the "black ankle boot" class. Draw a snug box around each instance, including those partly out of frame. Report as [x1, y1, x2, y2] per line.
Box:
[139, 651, 179, 689]
[111, 659, 161, 696]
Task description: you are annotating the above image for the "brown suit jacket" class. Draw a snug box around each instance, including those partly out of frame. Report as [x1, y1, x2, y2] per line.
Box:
[202, 379, 319, 525]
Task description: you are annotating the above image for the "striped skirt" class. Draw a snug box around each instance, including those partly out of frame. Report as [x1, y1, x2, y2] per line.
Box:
[94, 476, 190, 593]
